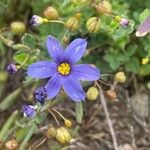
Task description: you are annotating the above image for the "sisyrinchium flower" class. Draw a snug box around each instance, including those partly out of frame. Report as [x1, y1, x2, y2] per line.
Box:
[27, 35, 100, 102]
[33, 87, 47, 105]
[22, 105, 36, 118]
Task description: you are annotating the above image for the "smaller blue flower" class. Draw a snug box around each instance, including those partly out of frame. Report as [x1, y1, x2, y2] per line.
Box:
[7, 64, 18, 74]
[30, 15, 44, 26]
[33, 87, 47, 105]
[22, 105, 36, 118]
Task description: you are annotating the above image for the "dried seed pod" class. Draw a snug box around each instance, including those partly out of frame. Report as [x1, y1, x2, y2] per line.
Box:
[95, 0, 112, 14]
[86, 17, 100, 33]
[56, 127, 71, 144]
[114, 72, 126, 83]
[10, 21, 26, 35]
[105, 90, 117, 100]
[64, 119, 73, 128]
[87, 87, 99, 101]
[46, 127, 57, 138]
[43, 6, 58, 20]
[5, 139, 18, 150]
[65, 15, 79, 31]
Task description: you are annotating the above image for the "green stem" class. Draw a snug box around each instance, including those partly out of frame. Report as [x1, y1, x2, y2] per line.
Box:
[19, 123, 37, 150]
[0, 110, 18, 141]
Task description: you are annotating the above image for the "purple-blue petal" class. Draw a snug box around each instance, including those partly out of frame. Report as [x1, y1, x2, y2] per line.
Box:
[27, 61, 57, 79]
[63, 76, 85, 102]
[72, 64, 100, 81]
[136, 16, 150, 37]
[46, 35, 65, 63]
[65, 38, 87, 64]
[45, 73, 62, 99]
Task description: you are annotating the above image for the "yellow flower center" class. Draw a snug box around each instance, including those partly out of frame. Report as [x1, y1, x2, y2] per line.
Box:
[57, 63, 70, 75]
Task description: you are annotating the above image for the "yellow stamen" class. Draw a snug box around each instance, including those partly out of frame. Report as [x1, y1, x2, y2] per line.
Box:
[58, 63, 70, 75]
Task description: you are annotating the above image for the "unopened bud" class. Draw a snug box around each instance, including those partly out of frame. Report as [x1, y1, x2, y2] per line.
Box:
[44, 6, 58, 20]
[114, 72, 126, 83]
[119, 18, 129, 27]
[5, 139, 18, 150]
[142, 58, 149, 65]
[56, 127, 71, 144]
[46, 127, 57, 138]
[10, 21, 26, 35]
[95, 1, 112, 14]
[30, 15, 47, 26]
[86, 17, 100, 33]
[64, 119, 73, 128]
[65, 16, 79, 31]
[105, 90, 117, 100]
[87, 87, 99, 101]
[6, 64, 18, 74]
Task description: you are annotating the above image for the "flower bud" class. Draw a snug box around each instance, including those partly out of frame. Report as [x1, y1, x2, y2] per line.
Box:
[5, 139, 18, 150]
[114, 16, 129, 27]
[56, 127, 71, 144]
[105, 90, 117, 100]
[33, 87, 47, 105]
[10, 21, 26, 35]
[64, 119, 73, 128]
[95, 1, 112, 14]
[142, 58, 149, 65]
[6, 64, 18, 74]
[22, 105, 36, 118]
[119, 18, 129, 27]
[86, 87, 99, 101]
[114, 72, 126, 83]
[86, 17, 100, 33]
[30, 15, 45, 26]
[43, 6, 58, 20]
[65, 16, 79, 31]
[46, 127, 57, 139]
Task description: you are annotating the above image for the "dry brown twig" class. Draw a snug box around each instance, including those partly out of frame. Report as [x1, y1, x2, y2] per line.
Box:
[96, 81, 119, 150]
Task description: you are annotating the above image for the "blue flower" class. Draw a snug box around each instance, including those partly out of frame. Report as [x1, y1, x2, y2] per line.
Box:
[27, 36, 100, 102]
[7, 64, 18, 74]
[30, 15, 44, 26]
[33, 87, 47, 105]
[22, 105, 36, 118]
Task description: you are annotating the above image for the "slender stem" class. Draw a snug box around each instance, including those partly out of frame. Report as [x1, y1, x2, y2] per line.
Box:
[47, 109, 60, 126]
[96, 82, 119, 150]
[51, 108, 66, 120]
[32, 138, 47, 150]
[49, 20, 65, 25]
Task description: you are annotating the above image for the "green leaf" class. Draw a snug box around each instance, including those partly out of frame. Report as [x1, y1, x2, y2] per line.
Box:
[139, 9, 150, 23]
[139, 64, 150, 76]
[0, 88, 21, 111]
[75, 102, 83, 124]
[0, 110, 18, 141]
[13, 50, 37, 67]
[15, 127, 31, 142]
[22, 33, 36, 49]
[125, 57, 139, 73]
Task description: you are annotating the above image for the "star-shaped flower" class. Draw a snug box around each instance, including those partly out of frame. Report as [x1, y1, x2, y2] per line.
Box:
[27, 35, 100, 102]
